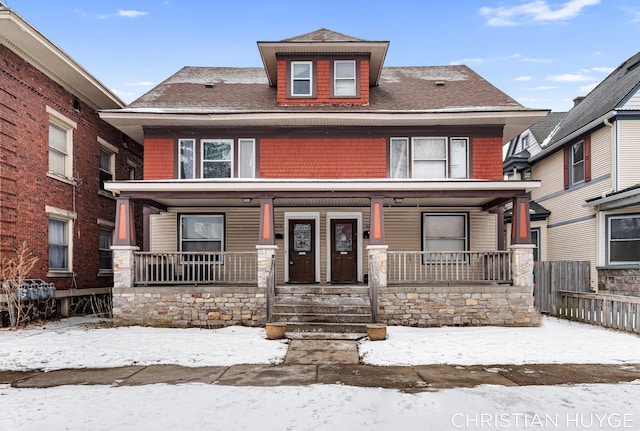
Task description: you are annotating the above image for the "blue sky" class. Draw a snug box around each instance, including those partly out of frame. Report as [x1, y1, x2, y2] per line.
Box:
[4, 0, 639, 112]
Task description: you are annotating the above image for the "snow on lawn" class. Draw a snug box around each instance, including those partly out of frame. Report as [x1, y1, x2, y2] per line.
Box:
[1, 316, 640, 371]
[1, 381, 639, 430]
[360, 317, 640, 366]
[0, 317, 288, 371]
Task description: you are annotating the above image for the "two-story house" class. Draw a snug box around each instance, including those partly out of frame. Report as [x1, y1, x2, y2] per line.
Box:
[504, 51, 640, 295]
[0, 6, 143, 324]
[101, 29, 547, 332]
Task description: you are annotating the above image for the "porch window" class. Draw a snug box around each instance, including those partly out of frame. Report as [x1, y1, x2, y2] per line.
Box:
[238, 138, 255, 178]
[422, 213, 468, 253]
[333, 60, 356, 97]
[180, 214, 224, 253]
[201, 139, 233, 178]
[179, 139, 195, 179]
[390, 137, 408, 178]
[291, 61, 313, 96]
[608, 214, 640, 264]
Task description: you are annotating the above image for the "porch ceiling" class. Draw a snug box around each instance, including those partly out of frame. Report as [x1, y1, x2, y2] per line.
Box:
[105, 179, 540, 211]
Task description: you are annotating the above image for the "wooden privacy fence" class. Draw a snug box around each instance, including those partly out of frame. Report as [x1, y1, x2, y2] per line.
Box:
[534, 261, 590, 314]
[556, 291, 640, 334]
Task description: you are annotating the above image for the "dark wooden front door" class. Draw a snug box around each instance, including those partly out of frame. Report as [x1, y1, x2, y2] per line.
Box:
[288, 219, 316, 283]
[331, 219, 357, 283]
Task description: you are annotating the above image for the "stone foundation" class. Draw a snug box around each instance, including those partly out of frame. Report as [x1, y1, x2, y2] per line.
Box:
[113, 285, 266, 328]
[0, 298, 57, 327]
[377, 284, 540, 327]
[598, 267, 640, 297]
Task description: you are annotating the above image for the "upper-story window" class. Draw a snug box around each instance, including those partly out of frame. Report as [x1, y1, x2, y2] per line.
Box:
[238, 138, 256, 178]
[98, 138, 118, 193]
[179, 138, 195, 179]
[47, 107, 76, 182]
[570, 141, 585, 184]
[291, 61, 313, 96]
[202, 139, 233, 178]
[333, 60, 356, 97]
[390, 137, 468, 179]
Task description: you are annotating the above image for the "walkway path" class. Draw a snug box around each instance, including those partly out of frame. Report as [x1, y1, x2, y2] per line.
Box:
[2, 340, 639, 391]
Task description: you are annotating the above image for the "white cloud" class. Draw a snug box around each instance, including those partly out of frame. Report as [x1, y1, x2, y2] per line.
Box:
[579, 82, 600, 93]
[479, 0, 600, 26]
[450, 58, 485, 65]
[592, 66, 614, 74]
[127, 81, 155, 87]
[530, 85, 558, 90]
[118, 10, 149, 18]
[515, 76, 533, 81]
[522, 57, 553, 63]
[622, 7, 640, 22]
[547, 73, 593, 82]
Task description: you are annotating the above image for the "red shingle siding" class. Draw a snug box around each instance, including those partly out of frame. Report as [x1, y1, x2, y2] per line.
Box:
[260, 138, 386, 178]
[144, 138, 174, 180]
[472, 137, 503, 180]
[276, 59, 370, 106]
[0, 44, 143, 289]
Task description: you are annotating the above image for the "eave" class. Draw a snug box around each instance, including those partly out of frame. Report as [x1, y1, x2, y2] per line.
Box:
[99, 109, 549, 146]
[0, 8, 124, 110]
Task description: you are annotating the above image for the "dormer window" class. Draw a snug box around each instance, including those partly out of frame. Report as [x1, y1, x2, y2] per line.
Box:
[333, 60, 356, 96]
[291, 61, 313, 96]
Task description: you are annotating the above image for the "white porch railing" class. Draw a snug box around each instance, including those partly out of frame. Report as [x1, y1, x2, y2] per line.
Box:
[134, 252, 258, 285]
[387, 251, 512, 284]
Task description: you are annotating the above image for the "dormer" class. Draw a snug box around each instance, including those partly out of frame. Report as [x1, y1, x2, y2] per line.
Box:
[257, 28, 389, 106]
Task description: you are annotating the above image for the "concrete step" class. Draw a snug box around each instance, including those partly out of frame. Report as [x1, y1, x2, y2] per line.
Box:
[276, 285, 369, 296]
[273, 312, 372, 324]
[272, 304, 371, 315]
[275, 296, 370, 306]
[282, 322, 372, 334]
[285, 331, 367, 340]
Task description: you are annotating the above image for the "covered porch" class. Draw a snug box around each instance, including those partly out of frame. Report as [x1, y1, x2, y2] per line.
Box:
[106, 179, 540, 328]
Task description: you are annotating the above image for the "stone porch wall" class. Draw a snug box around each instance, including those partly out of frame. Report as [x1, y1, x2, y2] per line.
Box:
[377, 284, 540, 327]
[598, 268, 640, 297]
[112, 286, 266, 328]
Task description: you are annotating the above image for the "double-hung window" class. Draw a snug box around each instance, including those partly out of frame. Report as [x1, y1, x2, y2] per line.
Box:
[47, 108, 76, 180]
[291, 61, 312, 96]
[99, 228, 114, 273]
[238, 138, 256, 178]
[390, 138, 409, 178]
[46, 206, 76, 275]
[334, 60, 356, 97]
[570, 141, 585, 185]
[608, 214, 640, 264]
[180, 214, 224, 254]
[179, 139, 196, 179]
[392, 137, 468, 179]
[201, 139, 233, 178]
[423, 213, 468, 254]
[98, 138, 118, 192]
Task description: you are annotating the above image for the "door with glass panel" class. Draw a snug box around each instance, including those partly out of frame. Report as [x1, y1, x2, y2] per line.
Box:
[288, 219, 316, 283]
[330, 219, 357, 283]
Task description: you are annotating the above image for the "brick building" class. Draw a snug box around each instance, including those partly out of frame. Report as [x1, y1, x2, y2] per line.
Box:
[102, 29, 547, 331]
[0, 6, 142, 318]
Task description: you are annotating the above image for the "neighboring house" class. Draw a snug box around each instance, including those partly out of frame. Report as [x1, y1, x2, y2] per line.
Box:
[101, 29, 548, 330]
[0, 6, 143, 321]
[504, 51, 640, 295]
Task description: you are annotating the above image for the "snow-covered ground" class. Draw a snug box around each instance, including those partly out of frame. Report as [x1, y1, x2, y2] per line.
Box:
[1, 316, 640, 430]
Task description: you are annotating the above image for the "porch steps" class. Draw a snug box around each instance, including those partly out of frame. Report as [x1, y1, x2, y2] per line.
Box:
[272, 285, 372, 339]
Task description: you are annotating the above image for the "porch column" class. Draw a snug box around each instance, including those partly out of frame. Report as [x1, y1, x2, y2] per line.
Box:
[258, 197, 275, 245]
[510, 195, 532, 245]
[114, 197, 136, 246]
[511, 243, 535, 290]
[112, 246, 139, 288]
[369, 196, 385, 245]
[257, 245, 278, 322]
[367, 244, 387, 323]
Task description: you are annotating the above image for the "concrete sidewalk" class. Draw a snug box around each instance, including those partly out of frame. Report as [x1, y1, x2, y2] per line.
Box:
[2, 339, 639, 392]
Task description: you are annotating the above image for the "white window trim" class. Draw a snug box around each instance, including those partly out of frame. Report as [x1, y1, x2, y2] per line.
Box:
[98, 222, 115, 274]
[238, 138, 256, 178]
[422, 212, 469, 260]
[45, 205, 76, 276]
[607, 214, 640, 265]
[390, 137, 409, 179]
[179, 214, 225, 263]
[570, 140, 585, 185]
[450, 137, 469, 179]
[201, 139, 234, 178]
[333, 60, 356, 97]
[126, 159, 139, 180]
[46, 106, 77, 183]
[178, 138, 196, 179]
[291, 61, 313, 97]
[98, 137, 118, 195]
[412, 137, 449, 179]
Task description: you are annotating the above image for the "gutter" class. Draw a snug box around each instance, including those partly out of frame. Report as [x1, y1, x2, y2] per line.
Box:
[530, 110, 617, 163]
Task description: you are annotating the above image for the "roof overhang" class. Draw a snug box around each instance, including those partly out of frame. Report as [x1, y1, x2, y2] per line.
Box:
[99, 109, 549, 146]
[0, 8, 124, 110]
[585, 186, 640, 210]
[105, 178, 540, 210]
[257, 40, 389, 87]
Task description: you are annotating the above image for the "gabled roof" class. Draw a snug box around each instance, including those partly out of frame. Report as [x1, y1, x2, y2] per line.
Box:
[533, 51, 640, 160]
[530, 111, 567, 145]
[257, 28, 389, 87]
[503, 111, 566, 164]
[0, 6, 124, 109]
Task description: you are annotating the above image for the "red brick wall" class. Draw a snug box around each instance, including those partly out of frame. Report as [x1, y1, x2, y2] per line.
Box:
[472, 137, 504, 180]
[259, 138, 386, 178]
[276, 59, 370, 106]
[143, 138, 174, 180]
[0, 44, 143, 290]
